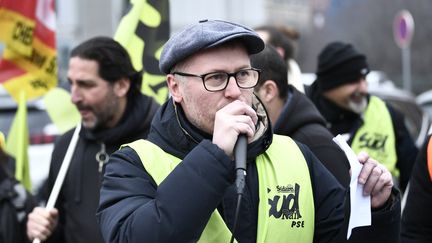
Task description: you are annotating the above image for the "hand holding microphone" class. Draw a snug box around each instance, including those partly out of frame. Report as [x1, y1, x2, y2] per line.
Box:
[212, 100, 257, 159]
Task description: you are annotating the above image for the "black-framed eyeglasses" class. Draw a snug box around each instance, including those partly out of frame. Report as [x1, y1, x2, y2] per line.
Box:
[172, 68, 261, 92]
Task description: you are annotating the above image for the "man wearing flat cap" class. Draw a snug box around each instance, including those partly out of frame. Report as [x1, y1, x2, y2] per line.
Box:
[307, 41, 418, 192]
[97, 21, 400, 243]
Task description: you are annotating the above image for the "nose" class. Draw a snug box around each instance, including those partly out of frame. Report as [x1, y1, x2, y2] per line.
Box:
[70, 85, 82, 104]
[224, 76, 242, 98]
[358, 77, 368, 92]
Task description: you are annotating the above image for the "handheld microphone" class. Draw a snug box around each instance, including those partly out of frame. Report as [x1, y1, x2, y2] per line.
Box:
[230, 134, 248, 243]
[234, 134, 248, 195]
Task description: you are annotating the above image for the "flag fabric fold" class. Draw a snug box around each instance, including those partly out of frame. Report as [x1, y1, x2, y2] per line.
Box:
[0, 0, 57, 102]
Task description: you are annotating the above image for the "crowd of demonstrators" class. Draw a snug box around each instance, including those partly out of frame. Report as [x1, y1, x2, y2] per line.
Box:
[254, 25, 305, 93]
[0, 135, 35, 243]
[402, 134, 432, 242]
[306, 41, 418, 192]
[96, 19, 399, 243]
[251, 45, 351, 186]
[25, 37, 160, 243]
[0, 18, 424, 242]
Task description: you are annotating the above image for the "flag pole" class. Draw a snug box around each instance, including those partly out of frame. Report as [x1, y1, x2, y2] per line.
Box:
[33, 123, 81, 243]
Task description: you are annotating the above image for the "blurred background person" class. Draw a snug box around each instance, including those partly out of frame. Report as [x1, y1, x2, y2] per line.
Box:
[307, 41, 418, 192]
[26, 37, 160, 243]
[0, 133, 36, 243]
[255, 25, 305, 93]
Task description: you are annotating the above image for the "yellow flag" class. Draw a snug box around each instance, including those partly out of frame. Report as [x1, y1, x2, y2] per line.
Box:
[114, 0, 170, 104]
[6, 91, 31, 191]
[43, 87, 80, 134]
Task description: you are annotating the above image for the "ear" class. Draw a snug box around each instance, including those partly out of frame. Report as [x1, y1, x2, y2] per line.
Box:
[256, 80, 279, 103]
[113, 78, 131, 97]
[275, 47, 285, 59]
[167, 74, 183, 103]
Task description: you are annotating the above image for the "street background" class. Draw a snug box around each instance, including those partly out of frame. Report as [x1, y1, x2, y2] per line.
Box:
[47, 0, 432, 94]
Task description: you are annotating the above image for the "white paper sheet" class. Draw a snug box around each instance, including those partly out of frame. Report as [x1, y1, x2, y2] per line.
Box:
[333, 135, 371, 239]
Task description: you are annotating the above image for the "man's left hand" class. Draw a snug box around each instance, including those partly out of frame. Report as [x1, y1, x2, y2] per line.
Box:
[357, 151, 393, 209]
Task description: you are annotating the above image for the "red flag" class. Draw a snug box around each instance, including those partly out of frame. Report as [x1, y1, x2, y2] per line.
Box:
[0, 0, 57, 102]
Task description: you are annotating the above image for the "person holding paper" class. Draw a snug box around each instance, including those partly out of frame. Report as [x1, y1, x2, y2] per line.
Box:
[254, 25, 305, 93]
[97, 20, 398, 243]
[306, 41, 418, 192]
[25, 37, 160, 243]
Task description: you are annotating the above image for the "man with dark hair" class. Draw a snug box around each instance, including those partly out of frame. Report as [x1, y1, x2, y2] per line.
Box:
[26, 37, 160, 243]
[307, 41, 417, 192]
[97, 20, 399, 243]
[251, 45, 351, 186]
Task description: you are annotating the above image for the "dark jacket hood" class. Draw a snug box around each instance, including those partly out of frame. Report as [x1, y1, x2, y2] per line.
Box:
[274, 86, 327, 135]
[147, 96, 272, 160]
[80, 94, 160, 144]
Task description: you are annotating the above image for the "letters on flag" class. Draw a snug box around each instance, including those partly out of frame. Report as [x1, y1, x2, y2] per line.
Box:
[0, 0, 57, 102]
[115, 0, 170, 104]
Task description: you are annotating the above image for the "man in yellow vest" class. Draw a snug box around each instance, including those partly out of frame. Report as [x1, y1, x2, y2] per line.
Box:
[97, 20, 400, 243]
[307, 41, 418, 192]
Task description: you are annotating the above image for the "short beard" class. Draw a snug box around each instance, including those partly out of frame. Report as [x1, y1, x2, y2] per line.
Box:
[347, 96, 367, 114]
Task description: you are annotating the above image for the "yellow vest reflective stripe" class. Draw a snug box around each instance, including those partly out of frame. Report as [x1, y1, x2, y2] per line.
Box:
[124, 134, 314, 242]
[351, 96, 398, 177]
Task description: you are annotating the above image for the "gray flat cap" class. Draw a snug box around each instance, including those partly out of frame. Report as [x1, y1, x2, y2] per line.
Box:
[159, 19, 264, 74]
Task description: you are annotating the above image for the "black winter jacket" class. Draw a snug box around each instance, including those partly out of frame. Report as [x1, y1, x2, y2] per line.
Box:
[274, 86, 351, 187]
[97, 97, 401, 243]
[307, 82, 418, 191]
[0, 158, 35, 243]
[41, 94, 159, 243]
[402, 135, 432, 243]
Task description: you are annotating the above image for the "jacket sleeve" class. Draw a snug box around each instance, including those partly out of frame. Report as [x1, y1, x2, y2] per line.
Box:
[97, 140, 235, 243]
[402, 135, 432, 242]
[387, 103, 418, 192]
[298, 143, 401, 243]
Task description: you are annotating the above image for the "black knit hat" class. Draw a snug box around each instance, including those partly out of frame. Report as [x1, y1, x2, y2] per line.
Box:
[315, 42, 370, 91]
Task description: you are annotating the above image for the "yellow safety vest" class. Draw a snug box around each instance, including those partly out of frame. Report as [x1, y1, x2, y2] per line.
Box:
[351, 96, 398, 177]
[125, 135, 315, 243]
